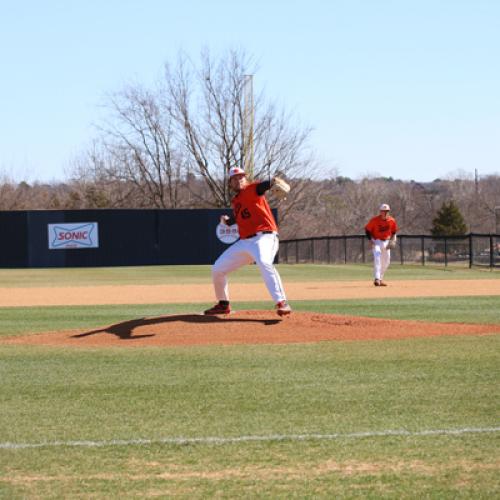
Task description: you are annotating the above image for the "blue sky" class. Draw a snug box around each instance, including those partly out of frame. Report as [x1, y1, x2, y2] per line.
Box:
[1, 0, 499, 183]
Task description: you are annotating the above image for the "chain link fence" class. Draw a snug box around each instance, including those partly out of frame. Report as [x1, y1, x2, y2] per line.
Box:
[279, 234, 500, 268]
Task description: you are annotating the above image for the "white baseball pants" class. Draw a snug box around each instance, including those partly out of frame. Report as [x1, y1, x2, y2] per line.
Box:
[212, 232, 287, 304]
[371, 239, 391, 280]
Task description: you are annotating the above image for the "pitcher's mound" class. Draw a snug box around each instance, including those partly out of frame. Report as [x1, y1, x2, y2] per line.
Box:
[2, 311, 500, 348]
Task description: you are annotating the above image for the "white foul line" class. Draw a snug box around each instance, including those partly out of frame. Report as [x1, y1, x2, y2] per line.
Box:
[1, 426, 499, 450]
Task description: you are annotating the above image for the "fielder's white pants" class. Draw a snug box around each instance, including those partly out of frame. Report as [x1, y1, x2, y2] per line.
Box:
[371, 239, 391, 280]
[212, 232, 287, 304]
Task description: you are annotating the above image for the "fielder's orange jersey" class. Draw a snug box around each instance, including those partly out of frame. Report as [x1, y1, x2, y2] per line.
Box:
[365, 215, 398, 240]
[231, 182, 278, 238]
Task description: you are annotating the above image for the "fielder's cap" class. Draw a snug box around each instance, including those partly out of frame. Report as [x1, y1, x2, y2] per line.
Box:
[379, 203, 391, 211]
[229, 166, 246, 178]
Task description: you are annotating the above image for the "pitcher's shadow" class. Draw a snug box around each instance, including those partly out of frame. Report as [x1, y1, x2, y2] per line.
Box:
[72, 314, 281, 340]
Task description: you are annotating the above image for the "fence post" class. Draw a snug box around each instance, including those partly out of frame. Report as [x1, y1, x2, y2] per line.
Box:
[469, 234, 473, 268]
[421, 236, 425, 265]
[344, 236, 347, 264]
[295, 240, 299, 264]
[361, 237, 365, 263]
[400, 236, 404, 265]
[327, 237, 331, 264]
[444, 237, 448, 267]
[311, 239, 314, 263]
[490, 235, 494, 268]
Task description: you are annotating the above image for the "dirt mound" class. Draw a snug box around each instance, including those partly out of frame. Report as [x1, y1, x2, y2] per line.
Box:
[3, 311, 500, 348]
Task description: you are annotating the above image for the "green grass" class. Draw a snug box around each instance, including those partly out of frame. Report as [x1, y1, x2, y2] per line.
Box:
[0, 263, 498, 287]
[293, 296, 500, 324]
[2, 435, 498, 498]
[2, 336, 498, 440]
[0, 336, 499, 497]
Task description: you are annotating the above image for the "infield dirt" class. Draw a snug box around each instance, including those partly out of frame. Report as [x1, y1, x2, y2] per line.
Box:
[1, 279, 500, 307]
[2, 279, 499, 348]
[3, 310, 500, 348]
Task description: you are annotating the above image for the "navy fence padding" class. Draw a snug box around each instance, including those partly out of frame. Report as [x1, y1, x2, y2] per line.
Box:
[0, 208, 278, 268]
[0, 211, 29, 267]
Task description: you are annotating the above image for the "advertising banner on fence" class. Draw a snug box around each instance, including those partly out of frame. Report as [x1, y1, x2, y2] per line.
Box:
[48, 222, 99, 250]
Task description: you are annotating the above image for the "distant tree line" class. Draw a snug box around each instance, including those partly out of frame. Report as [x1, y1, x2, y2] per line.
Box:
[1, 173, 499, 239]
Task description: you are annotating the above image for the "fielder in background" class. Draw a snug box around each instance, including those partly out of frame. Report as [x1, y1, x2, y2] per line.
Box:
[365, 203, 399, 287]
[204, 166, 292, 317]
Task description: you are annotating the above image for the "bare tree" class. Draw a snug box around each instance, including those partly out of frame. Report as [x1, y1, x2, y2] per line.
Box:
[0, 177, 19, 210]
[71, 140, 161, 208]
[72, 85, 185, 209]
[165, 48, 317, 207]
[443, 175, 500, 233]
[477, 175, 500, 232]
[3, 170, 500, 238]
[71, 49, 316, 210]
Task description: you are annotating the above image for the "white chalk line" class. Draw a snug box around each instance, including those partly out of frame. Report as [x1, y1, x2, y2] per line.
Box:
[1, 426, 499, 450]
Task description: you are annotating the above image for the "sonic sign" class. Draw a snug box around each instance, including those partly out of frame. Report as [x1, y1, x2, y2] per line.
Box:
[48, 222, 99, 250]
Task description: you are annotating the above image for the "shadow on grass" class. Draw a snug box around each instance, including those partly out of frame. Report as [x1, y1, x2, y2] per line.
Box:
[72, 314, 281, 340]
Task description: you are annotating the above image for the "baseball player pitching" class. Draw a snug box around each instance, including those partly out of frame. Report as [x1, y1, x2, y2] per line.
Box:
[204, 166, 292, 317]
[365, 203, 399, 286]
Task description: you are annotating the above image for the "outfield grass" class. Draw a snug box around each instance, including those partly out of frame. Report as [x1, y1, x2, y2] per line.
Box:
[0, 265, 499, 497]
[2, 435, 498, 498]
[1, 336, 499, 497]
[0, 263, 498, 287]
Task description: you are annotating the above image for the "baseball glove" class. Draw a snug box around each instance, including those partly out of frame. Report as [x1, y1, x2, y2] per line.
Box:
[270, 176, 290, 200]
[387, 236, 397, 249]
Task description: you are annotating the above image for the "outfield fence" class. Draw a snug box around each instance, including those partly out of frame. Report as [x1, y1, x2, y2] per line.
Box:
[279, 233, 500, 268]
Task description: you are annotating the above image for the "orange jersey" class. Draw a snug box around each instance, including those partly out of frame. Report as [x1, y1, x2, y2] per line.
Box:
[365, 215, 398, 240]
[231, 182, 278, 238]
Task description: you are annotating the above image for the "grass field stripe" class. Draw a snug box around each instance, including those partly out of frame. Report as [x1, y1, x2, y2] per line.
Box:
[1, 426, 499, 450]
